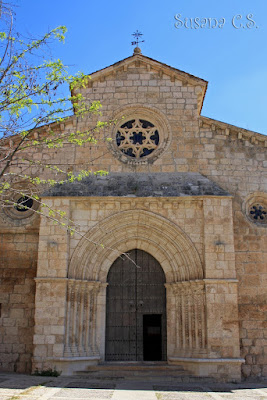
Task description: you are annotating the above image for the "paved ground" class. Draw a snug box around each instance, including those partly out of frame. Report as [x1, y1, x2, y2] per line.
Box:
[0, 373, 267, 400]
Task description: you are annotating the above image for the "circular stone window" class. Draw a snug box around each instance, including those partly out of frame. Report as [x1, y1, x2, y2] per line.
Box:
[116, 119, 159, 158]
[248, 203, 266, 224]
[243, 193, 267, 227]
[2, 183, 39, 223]
[14, 196, 34, 212]
[110, 106, 172, 165]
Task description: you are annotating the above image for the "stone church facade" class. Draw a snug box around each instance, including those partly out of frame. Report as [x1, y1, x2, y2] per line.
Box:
[0, 48, 266, 381]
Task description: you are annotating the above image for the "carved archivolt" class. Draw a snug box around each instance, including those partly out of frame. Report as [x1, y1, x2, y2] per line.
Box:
[68, 210, 203, 283]
[66, 210, 205, 360]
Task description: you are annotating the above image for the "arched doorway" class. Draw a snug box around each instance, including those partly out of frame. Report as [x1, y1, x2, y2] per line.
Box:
[105, 249, 167, 362]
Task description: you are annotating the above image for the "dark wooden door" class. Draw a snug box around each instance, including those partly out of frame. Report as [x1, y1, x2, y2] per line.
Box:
[105, 249, 166, 361]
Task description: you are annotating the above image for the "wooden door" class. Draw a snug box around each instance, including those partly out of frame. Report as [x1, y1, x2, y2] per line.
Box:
[105, 249, 166, 361]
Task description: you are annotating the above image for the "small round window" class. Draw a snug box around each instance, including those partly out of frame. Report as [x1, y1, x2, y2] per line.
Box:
[243, 193, 267, 228]
[15, 196, 34, 212]
[116, 119, 159, 159]
[2, 183, 39, 223]
[248, 203, 267, 224]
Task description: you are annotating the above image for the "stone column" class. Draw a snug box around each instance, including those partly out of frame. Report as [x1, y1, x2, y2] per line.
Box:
[89, 283, 101, 356]
[167, 281, 207, 358]
[165, 283, 176, 357]
[63, 280, 102, 358]
[96, 283, 108, 361]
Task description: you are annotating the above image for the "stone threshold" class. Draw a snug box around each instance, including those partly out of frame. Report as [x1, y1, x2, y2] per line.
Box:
[169, 357, 245, 364]
[47, 356, 100, 362]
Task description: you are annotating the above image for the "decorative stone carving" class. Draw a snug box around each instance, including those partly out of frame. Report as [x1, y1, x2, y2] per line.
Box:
[243, 192, 267, 227]
[64, 280, 102, 358]
[68, 209, 204, 282]
[249, 204, 266, 223]
[109, 105, 172, 165]
[167, 281, 207, 357]
[116, 119, 159, 158]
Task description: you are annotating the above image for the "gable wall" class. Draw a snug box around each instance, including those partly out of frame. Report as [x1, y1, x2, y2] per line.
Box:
[0, 59, 266, 377]
[76, 65, 266, 378]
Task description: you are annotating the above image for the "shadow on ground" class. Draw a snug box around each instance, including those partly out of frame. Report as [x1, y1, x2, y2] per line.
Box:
[0, 373, 267, 394]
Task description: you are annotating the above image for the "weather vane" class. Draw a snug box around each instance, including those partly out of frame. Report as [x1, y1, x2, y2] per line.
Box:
[131, 30, 145, 47]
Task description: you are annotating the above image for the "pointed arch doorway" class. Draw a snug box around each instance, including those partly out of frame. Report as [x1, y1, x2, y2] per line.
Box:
[105, 249, 167, 362]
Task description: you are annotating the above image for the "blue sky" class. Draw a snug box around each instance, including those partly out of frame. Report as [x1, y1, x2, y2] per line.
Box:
[14, 0, 267, 135]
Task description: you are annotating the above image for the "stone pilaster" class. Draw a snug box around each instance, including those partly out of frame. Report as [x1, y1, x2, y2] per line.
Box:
[32, 277, 68, 370]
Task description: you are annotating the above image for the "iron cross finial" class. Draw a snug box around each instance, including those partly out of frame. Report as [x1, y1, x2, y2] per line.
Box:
[131, 30, 145, 47]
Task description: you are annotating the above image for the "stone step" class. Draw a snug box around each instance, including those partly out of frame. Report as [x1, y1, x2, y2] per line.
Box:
[74, 362, 194, 380]
[74, 372, 217, 383]
[87, 362, 184, 371]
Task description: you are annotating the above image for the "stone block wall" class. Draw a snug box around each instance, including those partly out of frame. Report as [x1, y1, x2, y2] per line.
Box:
[33, 199, 70, 370]
[68, 197, 204, 263]
[32, 195, 242, 380]
[72, 62, 265, 378]
[0, 225, 38, 372]
[33, 278, 67, 369]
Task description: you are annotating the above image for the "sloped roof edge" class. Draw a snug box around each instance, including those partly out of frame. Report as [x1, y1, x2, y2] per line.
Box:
[44, 172, 230, 198]
[87, 53, 208, 87]
[201, 116, 267, 145]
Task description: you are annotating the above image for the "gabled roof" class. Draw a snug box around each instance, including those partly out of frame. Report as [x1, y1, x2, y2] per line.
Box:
[88, 52, 208, 87]
[73, 50, 208, 114]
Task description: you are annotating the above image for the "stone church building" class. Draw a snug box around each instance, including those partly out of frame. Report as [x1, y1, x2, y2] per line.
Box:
[0, 47, 266, 381]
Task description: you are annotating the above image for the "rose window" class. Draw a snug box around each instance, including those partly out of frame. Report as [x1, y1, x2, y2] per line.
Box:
[116, 119, 159, 158]
[249, 203, 266, 223]
[244, 194, 267, 228]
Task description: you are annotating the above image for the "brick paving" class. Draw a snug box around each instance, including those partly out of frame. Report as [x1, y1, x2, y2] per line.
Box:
[0, 374, 267, 400]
